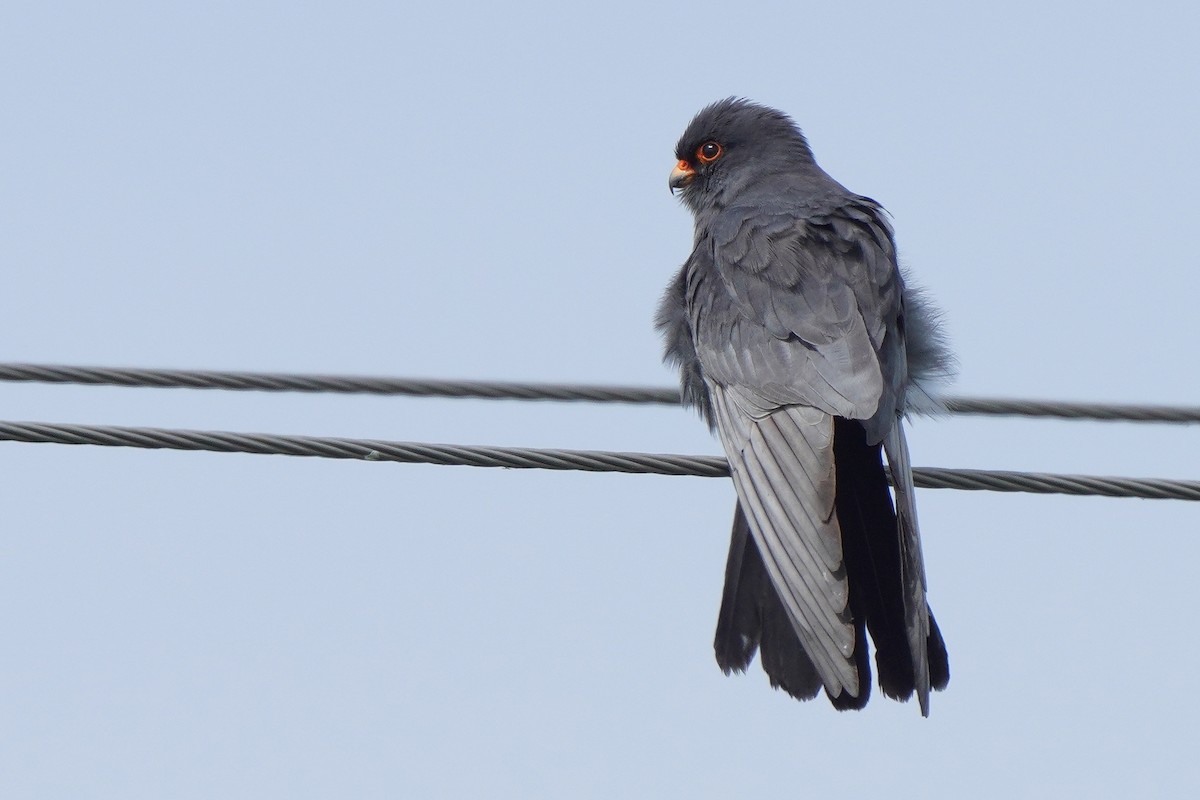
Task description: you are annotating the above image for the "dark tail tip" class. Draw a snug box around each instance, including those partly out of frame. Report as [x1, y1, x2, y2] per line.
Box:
[928, 611, 951, 691]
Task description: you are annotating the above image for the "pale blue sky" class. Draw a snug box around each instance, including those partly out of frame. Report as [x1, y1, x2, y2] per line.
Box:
[3, 1, 1199, 797]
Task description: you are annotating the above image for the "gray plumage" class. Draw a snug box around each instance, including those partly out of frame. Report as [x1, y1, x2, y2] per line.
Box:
[657, 98, 951, 715]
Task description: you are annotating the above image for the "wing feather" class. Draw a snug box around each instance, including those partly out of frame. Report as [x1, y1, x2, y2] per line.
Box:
[710, 383, 859, 697]
[883, 421, 933, 715]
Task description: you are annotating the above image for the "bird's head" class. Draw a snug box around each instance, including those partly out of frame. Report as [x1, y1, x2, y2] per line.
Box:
[669, 97, 817, 213]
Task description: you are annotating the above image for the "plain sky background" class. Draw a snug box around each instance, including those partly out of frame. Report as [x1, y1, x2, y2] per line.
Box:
[3, 1, 1199, 797]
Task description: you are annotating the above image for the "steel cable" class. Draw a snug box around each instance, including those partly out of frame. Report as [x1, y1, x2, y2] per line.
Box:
[3, 420, 1198, 501]
[3, 362, 1198, 423]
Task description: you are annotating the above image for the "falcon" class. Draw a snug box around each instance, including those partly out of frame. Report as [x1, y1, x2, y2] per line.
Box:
[656, 98, 951, 715]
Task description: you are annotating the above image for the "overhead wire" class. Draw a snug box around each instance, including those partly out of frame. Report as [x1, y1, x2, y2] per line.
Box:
[3, 362, 1200, 424]
[1, 420, 1198, 502]
[3, 362, 1196, 501]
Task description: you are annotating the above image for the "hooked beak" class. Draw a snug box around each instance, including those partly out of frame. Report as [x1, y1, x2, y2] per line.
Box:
[669, 160, 695, 193]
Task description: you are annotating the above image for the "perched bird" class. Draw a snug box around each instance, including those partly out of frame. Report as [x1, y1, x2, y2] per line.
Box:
[656, 98, 952, 715]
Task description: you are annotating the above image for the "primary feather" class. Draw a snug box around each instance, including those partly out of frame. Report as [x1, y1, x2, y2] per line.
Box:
[656, 98, 951, 714]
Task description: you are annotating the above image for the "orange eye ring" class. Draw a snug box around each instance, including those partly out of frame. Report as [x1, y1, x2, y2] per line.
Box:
[696, 141, 722, 163]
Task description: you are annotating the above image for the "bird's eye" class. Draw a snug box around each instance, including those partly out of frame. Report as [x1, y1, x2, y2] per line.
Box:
[696, 141, 723, 163]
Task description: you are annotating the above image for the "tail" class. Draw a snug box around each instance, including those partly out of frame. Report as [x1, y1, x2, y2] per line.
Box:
[712, 418, 949, 712]
[714, 504, 824, 700]
[836, 417, 949, 714]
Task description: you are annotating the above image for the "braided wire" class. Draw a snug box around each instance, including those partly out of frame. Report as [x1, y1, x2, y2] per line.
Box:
[941, 397, 1200, 423]
[2, 362, 1198, 423]
[0, 363, 677, 405]
[2, 420, 1198, 501]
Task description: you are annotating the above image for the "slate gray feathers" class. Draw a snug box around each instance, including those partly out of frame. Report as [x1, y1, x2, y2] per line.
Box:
[657, 98, 951, 715]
